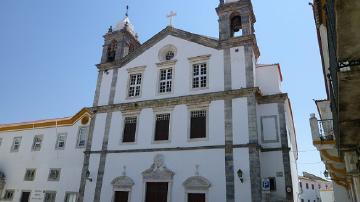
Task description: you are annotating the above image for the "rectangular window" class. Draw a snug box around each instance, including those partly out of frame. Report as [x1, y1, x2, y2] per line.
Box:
[55, 133, 67, 150]
[48, 168, 61, 181]
[159, 68, 172, 93]
[299, 182, 302, 188]
[122, 117, 137, 143]
[128, 73, 142, 97]
[76, 127, 88, 148]
[190, 110, 207, 139]
[3, 190, 14, 200]
[24, 169, 36, 181]
[64, 192, 77, 202]
[306, 183, 309, 189]
[154, 114, 170, 141]
[311, 184, 314, 190]
[43, 191, 56, 202]
[192, 63, 207, 89]
[188, 193, 205, 202]
[0, 138, 2, 147]
[269, 177, 276, 191]
[32, 135, 43, 151]
[114, 191, 129, 202]
[11, 137, 21, 152]
[301, 199, 304, 202]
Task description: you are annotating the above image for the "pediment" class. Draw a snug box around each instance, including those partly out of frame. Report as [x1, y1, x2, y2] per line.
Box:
[183, 176, 211, 190]
[111, 176, 134, 189]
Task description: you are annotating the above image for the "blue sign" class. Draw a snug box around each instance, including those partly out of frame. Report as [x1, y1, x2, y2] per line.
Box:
[262, 178, 270, 191]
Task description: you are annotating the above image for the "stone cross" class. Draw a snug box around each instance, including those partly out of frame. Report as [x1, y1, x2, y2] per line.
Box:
[166, 11, 177, 27]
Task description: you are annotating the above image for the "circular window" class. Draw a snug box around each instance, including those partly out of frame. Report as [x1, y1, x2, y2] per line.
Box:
[159, 45, 177, 61]
[165, 51, 175, 60]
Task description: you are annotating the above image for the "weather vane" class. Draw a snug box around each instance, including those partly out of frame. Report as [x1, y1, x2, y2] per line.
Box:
[166, 11, 177, 27]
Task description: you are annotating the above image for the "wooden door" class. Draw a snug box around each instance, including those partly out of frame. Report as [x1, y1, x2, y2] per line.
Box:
[188, 193, 205, 202]
[114, 191, 129, 202]
[145, 182, 168, 202]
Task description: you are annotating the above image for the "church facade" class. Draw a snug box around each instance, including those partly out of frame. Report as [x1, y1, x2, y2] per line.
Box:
[0, 0, 299, 202]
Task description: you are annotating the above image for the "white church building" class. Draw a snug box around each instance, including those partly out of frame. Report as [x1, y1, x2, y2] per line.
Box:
[0, 0, 299, 202]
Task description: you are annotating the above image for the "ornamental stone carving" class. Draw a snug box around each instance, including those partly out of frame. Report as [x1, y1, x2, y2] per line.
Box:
[183, 176, 211, 191]
[142, 154, 175, 181]
[111, 176, 134, 190]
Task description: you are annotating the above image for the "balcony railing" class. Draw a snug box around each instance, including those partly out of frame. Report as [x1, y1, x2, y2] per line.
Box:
[318, 119, 335, 141]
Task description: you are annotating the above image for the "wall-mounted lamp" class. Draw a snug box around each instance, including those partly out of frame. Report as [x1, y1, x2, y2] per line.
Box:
[86, 170, 93, 182]
[323, 170, 329, 178]
[237, 169, 244, 183]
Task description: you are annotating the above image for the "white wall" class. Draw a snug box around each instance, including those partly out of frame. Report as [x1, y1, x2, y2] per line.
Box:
[257, 103, 281, 148]
[100, 150, 227, 202]
[256, 64, 282, 95]
[0, 119, 88, 202]
[260, 151, 286, 200]
[113, 35, 225, 104]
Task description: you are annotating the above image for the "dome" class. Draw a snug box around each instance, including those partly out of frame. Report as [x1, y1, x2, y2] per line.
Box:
[115, 16, 136, 36]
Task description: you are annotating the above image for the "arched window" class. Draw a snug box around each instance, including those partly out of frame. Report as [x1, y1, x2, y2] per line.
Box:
[230, 15, 242, 37]
[107, 40, 117, 62]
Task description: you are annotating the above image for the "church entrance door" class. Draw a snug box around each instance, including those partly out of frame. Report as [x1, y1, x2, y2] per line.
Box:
[114, 191, 129, 202]
[145, 182, 168, 202]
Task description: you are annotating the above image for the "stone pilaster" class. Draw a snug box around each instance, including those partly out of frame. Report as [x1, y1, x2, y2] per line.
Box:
[247, 94, 262, 202]
[78, 114, 97, 202]
[223, 47, 235, 202]
[93, 68, 118, 202]
[245, 45, 255, 88]
[278, 103, 293, 202]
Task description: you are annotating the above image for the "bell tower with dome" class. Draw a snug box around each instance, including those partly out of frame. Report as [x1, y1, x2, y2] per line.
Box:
[100, 12, 140, 64]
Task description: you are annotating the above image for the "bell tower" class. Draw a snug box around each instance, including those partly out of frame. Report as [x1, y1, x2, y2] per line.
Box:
[100, 10, 140, 64]
[216, 0, 256, 40]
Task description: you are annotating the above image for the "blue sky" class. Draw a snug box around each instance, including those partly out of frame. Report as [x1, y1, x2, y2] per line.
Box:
[0, 0, 326, 177]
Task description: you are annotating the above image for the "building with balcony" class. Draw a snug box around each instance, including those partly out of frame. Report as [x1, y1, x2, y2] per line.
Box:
[310, 0, 360, 201]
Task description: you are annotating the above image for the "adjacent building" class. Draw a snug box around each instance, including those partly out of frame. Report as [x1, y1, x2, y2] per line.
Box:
[299, 172, 333, 202]
[0, 0, 299, 201]
[309, 0, 360, 201]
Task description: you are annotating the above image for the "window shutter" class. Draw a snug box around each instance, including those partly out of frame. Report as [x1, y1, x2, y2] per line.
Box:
[155, 114, 170, 141]
[123, 117, 137, 143]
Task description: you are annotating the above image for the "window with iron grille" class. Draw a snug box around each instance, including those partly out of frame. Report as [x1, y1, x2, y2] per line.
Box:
[55, 133, 67, 150]
[24, 169, 36, 181]
[192, 63, 207, 89]
[154, 114, 170, 141]
[76, 127, 88, 148]
[122, 117, 137, 143]
[190, 110, 207, 139]
[159, 68, 173, 93]
[3, 190, 14, 200]
[128, 73, 142, 97]
[48, 169, 61, 181]
[44, 191, 56, 202]
[32, 135, 43, 151]
[11, 137, 21, 152]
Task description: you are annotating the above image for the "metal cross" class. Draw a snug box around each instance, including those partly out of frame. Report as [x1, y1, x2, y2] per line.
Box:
[125, 5, 129, 17]
[166, 11, 177, 27]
